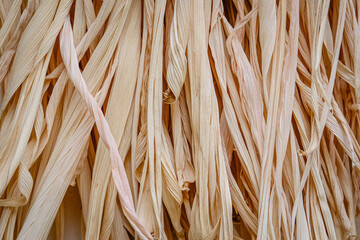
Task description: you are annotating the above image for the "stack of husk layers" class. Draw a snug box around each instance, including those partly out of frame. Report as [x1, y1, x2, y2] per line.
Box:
[1, 0, 360, 239]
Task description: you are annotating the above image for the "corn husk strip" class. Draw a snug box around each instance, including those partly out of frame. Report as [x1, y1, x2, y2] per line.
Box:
[58, 15, 151, 239]
[257, 0, 287, 238]
[258, 0, 276, 105]
[85, 0, 141, 238]
[164, 0, 189, 101]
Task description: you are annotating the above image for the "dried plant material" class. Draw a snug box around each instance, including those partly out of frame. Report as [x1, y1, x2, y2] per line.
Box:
[1, 0, 360, 239]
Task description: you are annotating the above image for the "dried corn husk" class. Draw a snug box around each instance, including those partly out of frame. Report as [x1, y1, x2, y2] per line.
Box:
[1, 0, 360, 239]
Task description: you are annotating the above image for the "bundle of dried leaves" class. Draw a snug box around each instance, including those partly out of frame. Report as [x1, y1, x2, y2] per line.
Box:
[0, 0, 359, 239]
